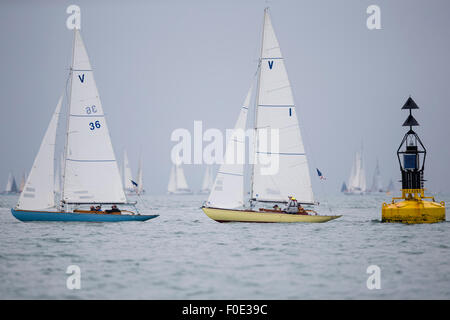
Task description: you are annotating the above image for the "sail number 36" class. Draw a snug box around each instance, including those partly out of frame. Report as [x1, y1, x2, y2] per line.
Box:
[89, 121, 101, 130]
[86, 105, 100, 130]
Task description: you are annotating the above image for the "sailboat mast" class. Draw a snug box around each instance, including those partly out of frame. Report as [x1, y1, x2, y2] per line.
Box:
[250, 8, 267, 204]
[61, 28, 77, 209]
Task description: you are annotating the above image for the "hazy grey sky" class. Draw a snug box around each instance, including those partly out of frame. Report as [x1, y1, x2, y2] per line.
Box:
[1, 0, 449, 195]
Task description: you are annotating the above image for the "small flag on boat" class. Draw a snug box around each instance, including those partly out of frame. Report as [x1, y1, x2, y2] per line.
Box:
[131, 180, 138, 187]
[316, 168, 326, 180]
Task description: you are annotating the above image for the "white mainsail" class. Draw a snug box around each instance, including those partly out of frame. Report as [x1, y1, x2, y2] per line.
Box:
[207, 87, 251, 208]
[62, 29, 126, 204]
[347, 150, 366, 193]
[17, 95, 62, 210]
[251, 9, 314, 204]
[123, 150, 134, 192]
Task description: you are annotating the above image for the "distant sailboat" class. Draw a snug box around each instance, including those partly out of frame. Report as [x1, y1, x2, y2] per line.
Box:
[3, 173, 18, 194]
[345, 149, 366, 195]
[386, 178, 395, 194]
[202, 8, 340, 223]
[19, 173, 26, 193]
[168, 164, 192, 195]
[136, 152, 145, 194]
[340, 182, 348, 193]
[11, 29, 158, 222]
[122, 149, 135, 194]
[199, 166, 214, 194]
[369, 160, 384, 193]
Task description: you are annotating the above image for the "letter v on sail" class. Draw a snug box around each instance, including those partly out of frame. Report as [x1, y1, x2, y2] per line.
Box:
[202, 8, 341, 223]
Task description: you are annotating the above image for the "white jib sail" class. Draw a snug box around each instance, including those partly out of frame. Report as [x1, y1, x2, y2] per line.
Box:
[17, 95, 62, 210]
[62, 29, 126, 204]
[207, 87, 251, 209]
[252, 8, 314, 204]
[123, 150, 134, 191]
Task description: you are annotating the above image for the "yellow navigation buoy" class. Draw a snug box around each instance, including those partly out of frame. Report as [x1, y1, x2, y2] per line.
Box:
[382, 97, 445, 223]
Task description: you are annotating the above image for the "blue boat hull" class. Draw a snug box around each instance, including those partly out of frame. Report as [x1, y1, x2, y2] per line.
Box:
[11, 209, 159, 222]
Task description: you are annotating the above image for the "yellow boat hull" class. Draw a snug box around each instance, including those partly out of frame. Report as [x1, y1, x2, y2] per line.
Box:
[202, 207, 341, 223]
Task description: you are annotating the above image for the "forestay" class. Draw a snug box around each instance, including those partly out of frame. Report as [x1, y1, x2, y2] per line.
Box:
[63, 29, 126, 204]
[252, 9, 314, 204]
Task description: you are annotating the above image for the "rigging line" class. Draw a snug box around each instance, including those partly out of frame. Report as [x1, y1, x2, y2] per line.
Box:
[134, 192, 152, 213]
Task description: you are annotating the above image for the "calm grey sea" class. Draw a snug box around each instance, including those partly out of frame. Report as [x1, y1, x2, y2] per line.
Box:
[0, 193, 449, 299]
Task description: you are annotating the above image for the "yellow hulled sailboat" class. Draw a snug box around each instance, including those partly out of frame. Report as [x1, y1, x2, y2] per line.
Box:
[202, 8, 340, 223]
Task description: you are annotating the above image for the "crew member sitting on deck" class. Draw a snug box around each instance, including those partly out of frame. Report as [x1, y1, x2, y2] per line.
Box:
[105, 205, 121, 214]
[285, 196, 298, 214]
[90, 206, 95, 211]
[95, 205, 102, 212]
[297, 203, 307, 215]
[273, 204, 281, 211]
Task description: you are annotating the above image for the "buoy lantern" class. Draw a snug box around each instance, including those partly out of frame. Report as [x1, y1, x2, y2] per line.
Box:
[382, 97, 446, 223]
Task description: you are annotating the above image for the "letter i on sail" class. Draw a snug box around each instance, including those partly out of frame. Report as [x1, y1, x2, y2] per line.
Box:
[201, 8, 341, 223]
[11, 27, 158, 222]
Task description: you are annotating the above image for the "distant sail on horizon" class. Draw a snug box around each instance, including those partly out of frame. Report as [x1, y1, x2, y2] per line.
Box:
[4, 173, 18, 194]
[386, 178, 395, 193]
[136, 152, 144, 194]
[199, 165, 214, 194]
[369, 160, 384, 192]
[19, 173, 26, 193]
[345, 148, 366, 195]
[123, 149, 135, 194]
[168, 164, 191, 194]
